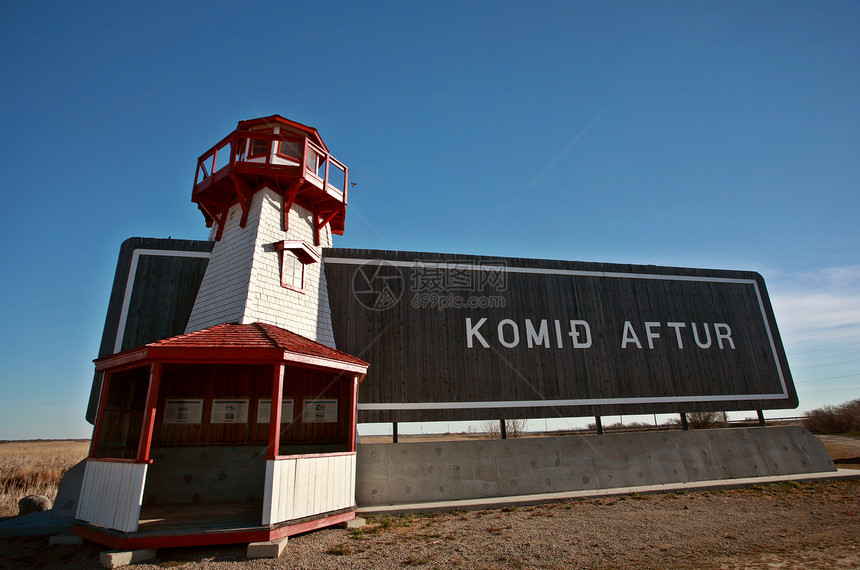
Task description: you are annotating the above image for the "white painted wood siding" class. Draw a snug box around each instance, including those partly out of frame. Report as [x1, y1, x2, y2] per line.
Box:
[75, 460, 147, 533]
[262, 453, 355, 526]
[185, 187, 336, 347]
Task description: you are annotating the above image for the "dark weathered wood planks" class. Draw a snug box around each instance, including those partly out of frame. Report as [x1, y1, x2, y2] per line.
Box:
[87, 238, 214, 423]
[323, 248, 798, 422]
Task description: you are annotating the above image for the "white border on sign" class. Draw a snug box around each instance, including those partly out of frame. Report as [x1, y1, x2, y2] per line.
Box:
[326, 257, 790, 411]
[114, 248, 211, 353]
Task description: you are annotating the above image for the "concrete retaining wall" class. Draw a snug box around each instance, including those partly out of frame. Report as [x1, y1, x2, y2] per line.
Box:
[355, 426, 835, 507]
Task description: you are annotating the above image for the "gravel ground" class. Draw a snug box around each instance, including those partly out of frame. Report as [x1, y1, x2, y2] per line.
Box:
[2, 479, 858, 570]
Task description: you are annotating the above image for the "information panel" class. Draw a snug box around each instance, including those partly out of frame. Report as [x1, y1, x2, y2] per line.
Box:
[210, 400, 249, 424]
[302, 399, 338, 423]
[256, 399, 295, 424]
[163, 399, 204, 424]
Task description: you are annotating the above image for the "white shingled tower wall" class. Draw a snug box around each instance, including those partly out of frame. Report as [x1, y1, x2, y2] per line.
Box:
[184, 187, 336, 347]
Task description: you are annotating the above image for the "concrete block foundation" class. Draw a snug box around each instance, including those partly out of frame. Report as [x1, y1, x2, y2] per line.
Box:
[247, 537, 288, 559]
[99, 549, 156, 568]
[355, 426, 835, 507]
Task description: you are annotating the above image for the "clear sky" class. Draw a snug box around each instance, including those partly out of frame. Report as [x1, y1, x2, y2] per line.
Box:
[1, 1, 858, 439]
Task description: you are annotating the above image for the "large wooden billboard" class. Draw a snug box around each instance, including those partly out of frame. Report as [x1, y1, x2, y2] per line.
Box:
[323, 248, 798, 422]
[86, 238, 213, 423]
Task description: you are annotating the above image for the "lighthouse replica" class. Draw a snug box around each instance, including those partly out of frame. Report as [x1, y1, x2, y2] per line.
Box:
[185, 115, 348, 340]
[74, 116, 368, 553]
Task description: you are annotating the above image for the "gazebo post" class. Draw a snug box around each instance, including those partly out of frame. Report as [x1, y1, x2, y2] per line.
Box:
[136, 361, 162, 463]
[348, 375, 359, 452]
[267, 364, 285, 459]
[88, 371, 112, 458]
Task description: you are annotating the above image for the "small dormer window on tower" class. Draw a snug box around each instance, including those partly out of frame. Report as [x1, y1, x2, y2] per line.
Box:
[275, 241, 321, 293]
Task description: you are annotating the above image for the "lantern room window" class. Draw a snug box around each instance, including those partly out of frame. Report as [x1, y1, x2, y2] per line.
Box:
[275, 241, 320, 293]
[277, 140, 301, 161]
[249, 138, 269, 158]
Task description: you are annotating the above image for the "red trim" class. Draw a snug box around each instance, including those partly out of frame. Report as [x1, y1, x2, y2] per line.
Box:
[277, 351, 368, 374]
[71, 511, 355, 550]
[275, 138, 302, 161]
[247, 137, 270, 159]
[230, 174, 253, 229]
[273, 451, 356, 460]
[274, 240, 320, 264]
[270, 511, 355, 540]
[282, 179, 302, 232]
[136, 362, 161, 462]
[96, 352, 366, 378]
[71, 523, 269, 550]
[314, 213, 319, 247]
[317, 210, 339, 234]
[237, 115, 329, 152]
[213, 210, 226, 241]
[349, 375, 359, 452]
[322, 154, 329, 196]
[267, 365, 284, 459]
[85, 457, 151, 464]
[94, 348, 149, 371]
[281, 282, 305, 295]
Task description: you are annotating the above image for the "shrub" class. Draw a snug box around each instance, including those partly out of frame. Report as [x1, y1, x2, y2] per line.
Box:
[687, 411, 728, 429]
[803, 398, 860, 433]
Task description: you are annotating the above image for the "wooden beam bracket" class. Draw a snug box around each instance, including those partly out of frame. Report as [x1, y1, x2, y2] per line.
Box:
[282, 179, 303, 232]
[313, 209, 340, 246]
[230, 175, 254, 229]
[213, 210, 227, 241]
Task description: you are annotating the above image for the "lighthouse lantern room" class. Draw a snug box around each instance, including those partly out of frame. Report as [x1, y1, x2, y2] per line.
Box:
[191, 115, 348, 245]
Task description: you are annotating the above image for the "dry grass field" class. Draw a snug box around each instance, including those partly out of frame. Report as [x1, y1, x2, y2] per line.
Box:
[0, 440, 89, 519]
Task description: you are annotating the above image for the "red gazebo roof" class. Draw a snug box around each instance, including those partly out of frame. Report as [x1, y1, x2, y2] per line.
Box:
[95, 322, 368, 375]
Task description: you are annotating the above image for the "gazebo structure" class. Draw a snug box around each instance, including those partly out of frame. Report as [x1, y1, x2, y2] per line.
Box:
[73, 322, 368, 550]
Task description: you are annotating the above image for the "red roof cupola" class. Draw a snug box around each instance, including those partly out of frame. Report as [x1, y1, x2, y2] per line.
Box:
[191, 115, 348, 244]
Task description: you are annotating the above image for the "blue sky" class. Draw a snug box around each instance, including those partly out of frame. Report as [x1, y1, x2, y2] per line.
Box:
[1, 1, 858, 439]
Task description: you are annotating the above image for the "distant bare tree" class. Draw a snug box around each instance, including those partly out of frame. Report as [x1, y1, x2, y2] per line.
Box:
[687, 411, 728, 429]
[586, 421, 653, 432]
[481, 418, 528, 438]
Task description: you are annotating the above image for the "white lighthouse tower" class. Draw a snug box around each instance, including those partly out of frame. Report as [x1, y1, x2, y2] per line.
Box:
[184, 115, 349, 345]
